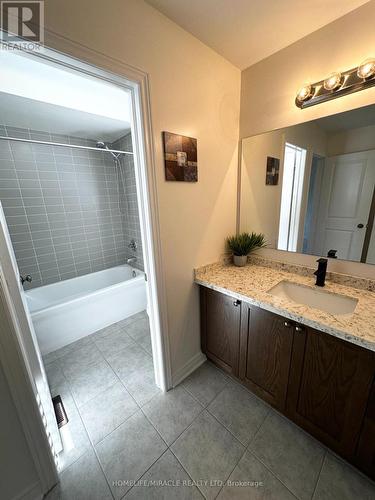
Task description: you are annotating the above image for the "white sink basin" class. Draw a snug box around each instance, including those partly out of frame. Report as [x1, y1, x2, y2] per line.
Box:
[267, 281, 358, 315]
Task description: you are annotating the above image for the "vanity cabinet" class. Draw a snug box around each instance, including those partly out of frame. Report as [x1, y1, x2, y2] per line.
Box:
[199, 285, 375, 478]
[287, 324, 374, 458]
[239, 304, 294, 411]
[200, 287, 241, 376]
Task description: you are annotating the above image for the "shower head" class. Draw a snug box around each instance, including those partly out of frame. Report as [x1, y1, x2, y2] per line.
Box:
[96, 140, 121, 163]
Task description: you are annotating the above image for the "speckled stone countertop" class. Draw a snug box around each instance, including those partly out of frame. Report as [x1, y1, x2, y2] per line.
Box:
[195, 261, 375, 352]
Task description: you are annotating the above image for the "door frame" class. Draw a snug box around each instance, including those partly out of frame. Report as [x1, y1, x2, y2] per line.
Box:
[0, 274, 59, 495]
[0, 32, 172, 491]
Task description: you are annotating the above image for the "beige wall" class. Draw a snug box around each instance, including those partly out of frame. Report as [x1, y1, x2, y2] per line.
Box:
[44, 0, 240, 377]
[240, 1, 375, 278]
[240, 129, 284, 246]
[240, 121, 327, 248]
[327, 124, 375, 156]
[240, 2, 375, 139]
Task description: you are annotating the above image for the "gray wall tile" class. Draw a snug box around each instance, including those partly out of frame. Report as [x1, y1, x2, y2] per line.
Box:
[0, 128, 144, 288]
[113, 134, 144, 271]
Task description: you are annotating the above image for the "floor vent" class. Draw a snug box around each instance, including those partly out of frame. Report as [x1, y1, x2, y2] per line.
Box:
[52, 395, 69, 428]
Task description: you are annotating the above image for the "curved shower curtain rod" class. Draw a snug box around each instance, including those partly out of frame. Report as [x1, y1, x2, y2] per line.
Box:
[0, 135, 133, 155]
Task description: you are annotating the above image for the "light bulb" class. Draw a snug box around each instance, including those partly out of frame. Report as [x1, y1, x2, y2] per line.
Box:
[296, 84, 313, 103]
[357, 58, 375, 79]
[323, 72, 342, 91]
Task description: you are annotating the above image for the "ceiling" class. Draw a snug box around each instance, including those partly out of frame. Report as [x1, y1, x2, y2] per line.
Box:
[0, 51, 131, 142]
[146, 0, 370, 69]
[0, 92, 130, 142]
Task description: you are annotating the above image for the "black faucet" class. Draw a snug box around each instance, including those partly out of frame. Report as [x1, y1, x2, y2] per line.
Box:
[327, 249, 337, 259]
[314, 258, 328, 287]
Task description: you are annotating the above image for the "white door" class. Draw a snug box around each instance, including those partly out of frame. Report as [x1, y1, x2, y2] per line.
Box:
[315, 151, 375, 261]
[0, 203, 62, 455]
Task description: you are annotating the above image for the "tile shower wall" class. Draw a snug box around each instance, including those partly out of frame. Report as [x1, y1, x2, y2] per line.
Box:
[0, 126, 143, 289]
[114, 133, 144, 270]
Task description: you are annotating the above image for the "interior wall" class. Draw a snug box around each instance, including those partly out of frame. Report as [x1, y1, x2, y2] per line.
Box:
[240, 1, 375, 279]
[240, 121, 327, 248]
[0, 126, 143, 289]
[327, 124, 375, 156]
[44, 0, 241, 377]
[240, 129, 284, 246]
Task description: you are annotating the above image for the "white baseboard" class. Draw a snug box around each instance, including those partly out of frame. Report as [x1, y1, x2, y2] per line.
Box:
[12, 480, 43, 500]
[172, 351, 207, 387]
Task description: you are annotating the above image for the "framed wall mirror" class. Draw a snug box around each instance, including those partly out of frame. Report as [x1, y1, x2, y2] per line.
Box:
[239, 104, 375, 265]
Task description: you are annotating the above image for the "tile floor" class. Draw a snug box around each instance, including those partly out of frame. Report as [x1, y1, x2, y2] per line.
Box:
[44, 312, 375, 499]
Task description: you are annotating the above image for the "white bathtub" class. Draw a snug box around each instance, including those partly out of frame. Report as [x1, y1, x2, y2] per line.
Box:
[25, 265, 147, 355]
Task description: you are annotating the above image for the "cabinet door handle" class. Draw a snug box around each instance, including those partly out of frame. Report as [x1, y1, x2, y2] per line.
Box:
[233, 300, 241, 307]
[284, 321, 292, 328]
[295, 325, 304, 333]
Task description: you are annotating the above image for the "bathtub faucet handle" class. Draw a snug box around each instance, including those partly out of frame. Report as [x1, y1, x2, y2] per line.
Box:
[20, 274, 32, 285]
[128, 239, 137, 251]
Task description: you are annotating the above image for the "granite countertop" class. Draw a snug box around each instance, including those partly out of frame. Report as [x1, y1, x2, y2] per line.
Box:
[195, 261, 375, 352]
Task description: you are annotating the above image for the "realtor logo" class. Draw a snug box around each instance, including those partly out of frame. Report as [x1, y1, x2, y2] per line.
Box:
[1, 1, 44, 45]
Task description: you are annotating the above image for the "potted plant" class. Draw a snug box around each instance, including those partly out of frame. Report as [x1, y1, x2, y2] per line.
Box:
[226, 232, 266, 267]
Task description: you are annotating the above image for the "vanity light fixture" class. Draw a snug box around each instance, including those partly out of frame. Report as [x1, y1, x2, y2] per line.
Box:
[323, 72, 343, 91]
[296, 57, 375, 108]
[357, 58, 375, 79]
[296, 84, 314, 103]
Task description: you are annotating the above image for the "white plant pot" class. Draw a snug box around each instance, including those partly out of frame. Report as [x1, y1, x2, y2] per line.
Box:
[233, 255, 247, 267]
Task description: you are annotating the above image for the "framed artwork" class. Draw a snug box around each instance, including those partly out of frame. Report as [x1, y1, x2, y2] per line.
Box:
[163, 132, 198, 182]
[265, 156, 280, 185]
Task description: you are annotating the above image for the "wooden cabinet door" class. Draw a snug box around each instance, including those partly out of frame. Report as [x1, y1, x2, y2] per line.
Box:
[239, 304, 294, 411]
[200, 287, 241, 376]
[356, 383, 375, 480]
[287, 325, 375, 458]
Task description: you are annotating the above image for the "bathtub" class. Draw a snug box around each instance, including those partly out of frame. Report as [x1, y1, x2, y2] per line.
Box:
[25, 265, 147, 355]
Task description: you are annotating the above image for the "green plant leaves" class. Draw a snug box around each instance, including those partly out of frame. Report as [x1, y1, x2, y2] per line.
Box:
[226, 232, 266, 256]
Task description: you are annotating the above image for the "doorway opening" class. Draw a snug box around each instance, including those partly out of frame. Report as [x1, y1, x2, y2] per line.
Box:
[278, 142, 307, 252]
[302, 154, 325, 255]
[0, 41, 170, 486]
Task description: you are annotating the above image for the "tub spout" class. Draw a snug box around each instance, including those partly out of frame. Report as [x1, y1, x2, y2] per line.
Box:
[127, 257, 137, 265]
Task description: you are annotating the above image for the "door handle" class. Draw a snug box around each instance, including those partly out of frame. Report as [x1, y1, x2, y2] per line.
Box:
[357, 223, 364, 229]
[233, 300, 241, 307]
[284, 321, 293, 328]
[295, 325, 304, 333]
